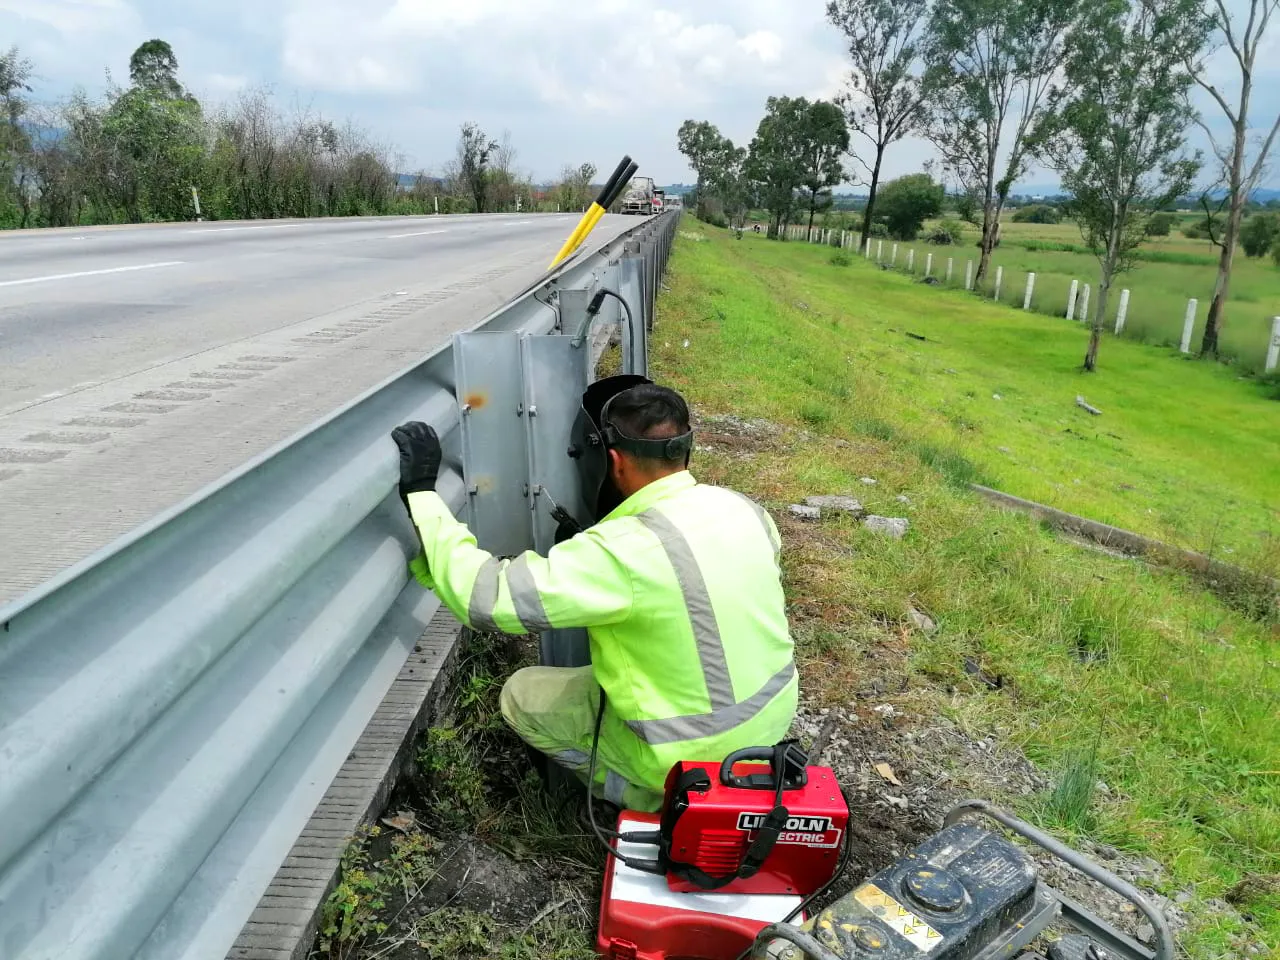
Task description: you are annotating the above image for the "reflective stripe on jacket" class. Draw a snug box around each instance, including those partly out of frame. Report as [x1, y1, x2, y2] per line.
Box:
[406, 471, 797, 791]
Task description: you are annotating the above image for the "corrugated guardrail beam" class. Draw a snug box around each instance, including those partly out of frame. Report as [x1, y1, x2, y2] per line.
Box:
[0, 211, 680, 960]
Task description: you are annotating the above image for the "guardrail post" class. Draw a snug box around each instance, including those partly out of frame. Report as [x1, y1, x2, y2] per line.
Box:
[891, 243, 898, 266]
[1180, 298, 1197, 353]
[1066, 279, 1079, 320]
[1267, 316, 1280, 372]
[925, 252, 933, 277]
[620, 243, 648, 375]
[1024, 272, 1035, 309]
[1079, 284, 1090, 324]
[993, 266, 1003, 301]
[877, 240, 883, 262]
[907, 249, 915, 272]
[946, 257, 954, 284]
[964, 260, 973, 291]
[1114, 289, 1130, 334]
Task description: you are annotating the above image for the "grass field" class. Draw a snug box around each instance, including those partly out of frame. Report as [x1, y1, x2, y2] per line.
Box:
[655, 217, 1279, 956]
[714, 222, 1280, 573]
[806, 214, 1280, 371]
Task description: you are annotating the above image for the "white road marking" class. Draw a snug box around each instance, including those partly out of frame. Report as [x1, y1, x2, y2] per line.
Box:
[384, 229, 449, 239]
[0, 261, 185, 289]
[185, 224, 299, 233]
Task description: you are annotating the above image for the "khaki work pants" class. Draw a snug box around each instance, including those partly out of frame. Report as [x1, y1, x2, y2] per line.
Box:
[499, 665, 666, 812]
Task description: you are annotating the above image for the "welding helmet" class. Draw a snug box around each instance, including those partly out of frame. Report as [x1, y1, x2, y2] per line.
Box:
[568, 375, 694, 524]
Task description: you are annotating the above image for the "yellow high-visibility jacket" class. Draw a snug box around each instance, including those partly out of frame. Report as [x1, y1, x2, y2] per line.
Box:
[406, 471, 797, 792]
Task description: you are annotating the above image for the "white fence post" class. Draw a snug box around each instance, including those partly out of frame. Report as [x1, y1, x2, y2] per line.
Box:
[907, 249, 915, 272]
[1080, 284, 1091, 324]
[891, 243, 899, 266]
[1023, 272, 1036, 309]
[1181, 299, 1198, 353]
[1067, 279, 1079, 320]
[946, 258, 954, 284]
[1115, 289, 1130, 334]
[965, 260, 974, 291]
[865, 238, 873, 259]
[877, 240, 883, 262]
[925, 252, 933, 277]
[993, 266, 1004, 301]
[1266, 316, 1280, 372]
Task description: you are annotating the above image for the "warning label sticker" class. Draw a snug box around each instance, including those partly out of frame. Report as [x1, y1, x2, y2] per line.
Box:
[853, 884, 944, 953]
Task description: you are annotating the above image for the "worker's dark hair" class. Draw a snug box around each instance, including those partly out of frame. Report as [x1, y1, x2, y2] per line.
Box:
[605, 384, 691, 466]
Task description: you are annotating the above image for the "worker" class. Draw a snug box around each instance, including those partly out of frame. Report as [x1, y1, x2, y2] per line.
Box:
[391, 377, 796, 812]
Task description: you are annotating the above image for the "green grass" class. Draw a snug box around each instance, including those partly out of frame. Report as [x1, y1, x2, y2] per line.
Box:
[654, 217, 1279, 957]
[865, 218, 1280, 371]
[700, 221, 1280, 573]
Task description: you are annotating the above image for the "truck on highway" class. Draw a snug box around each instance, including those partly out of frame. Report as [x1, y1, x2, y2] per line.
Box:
[620, 177, 656, 215]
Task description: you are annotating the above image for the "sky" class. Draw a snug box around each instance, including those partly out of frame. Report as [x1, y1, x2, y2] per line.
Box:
[4, 0, 1280, 190]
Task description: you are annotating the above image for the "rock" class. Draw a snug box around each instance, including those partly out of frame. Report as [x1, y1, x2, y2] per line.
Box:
[788, 504, 822, 521]
[884, 794, 909, 810]
[1174, 890, 1193, 905]
[907, 606, 937, 634]
[992, 393, 1003, 400]
[804, 494, 865, 517]
[873, 704, 896, 717]
[860, 476, 878, 485]
[895, 494, 912, 504]
[1136, 922, 1155, 944]
[997, 446, 1011, 454]
[863, 515, 909, 539]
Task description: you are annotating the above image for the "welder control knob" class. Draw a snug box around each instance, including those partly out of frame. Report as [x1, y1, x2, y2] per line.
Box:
[902, 867, 967, 912]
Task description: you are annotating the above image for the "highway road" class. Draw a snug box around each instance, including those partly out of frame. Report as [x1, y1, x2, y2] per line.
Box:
[0, 213, 636, 603]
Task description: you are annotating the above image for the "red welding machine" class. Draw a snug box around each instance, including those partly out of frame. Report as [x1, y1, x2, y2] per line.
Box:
[596, 743, 849, 960]
[659, 745, 848, 896]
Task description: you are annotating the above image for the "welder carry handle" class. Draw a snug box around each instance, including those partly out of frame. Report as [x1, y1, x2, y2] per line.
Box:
[944, 800, 1173, 960]
[720, 744, 808, 790]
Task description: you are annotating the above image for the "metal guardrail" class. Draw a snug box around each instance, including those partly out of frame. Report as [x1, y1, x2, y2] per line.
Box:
[0, 211, 678, 960]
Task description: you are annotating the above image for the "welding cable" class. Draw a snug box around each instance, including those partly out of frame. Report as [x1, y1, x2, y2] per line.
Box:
[733, 783, 857, 960]
[548, 156, 639, 270]
[585, 690, 663, 871]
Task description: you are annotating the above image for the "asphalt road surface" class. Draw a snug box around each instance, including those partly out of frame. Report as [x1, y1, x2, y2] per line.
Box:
[0, 213, 636, 604]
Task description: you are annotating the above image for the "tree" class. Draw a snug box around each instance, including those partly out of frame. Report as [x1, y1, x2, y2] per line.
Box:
[745, 97, 811, 238]
[924, 0, 1079, 285]
[129, 39, 184, 99]
[1145, 211, 1177, 235]
[456, 122, 498, 213]
[676, 120, 741, 219]
[826, 0, 929, 250]
[1240, 213, 1279, 257]
[1011, 203, 1060, 223]
[795, 100, 850, 231]
[1044, 0, 1205, 371]
[1182, 0, 1280, 357]
[0, 46, 34, 227]
[951, 188, 980, 223]
[554, 162, 596, 211]
[875, 172, 944, 239]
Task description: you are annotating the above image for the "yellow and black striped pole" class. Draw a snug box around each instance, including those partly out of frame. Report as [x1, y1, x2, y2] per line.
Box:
[548, 156, 638, 270]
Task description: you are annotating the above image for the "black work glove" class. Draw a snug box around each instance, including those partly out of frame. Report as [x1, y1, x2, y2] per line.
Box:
[391, 421, 442, 497]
